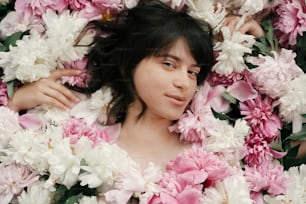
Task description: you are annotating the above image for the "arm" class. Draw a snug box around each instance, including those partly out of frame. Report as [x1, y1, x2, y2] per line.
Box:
[7, 69, 81, 112]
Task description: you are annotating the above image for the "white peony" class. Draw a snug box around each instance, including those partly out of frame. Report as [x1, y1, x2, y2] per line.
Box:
[17, 181, 53, 204]
[279, 74, 306, 132]
[0, 128, 51, 173]
[0, 33, 57, 83]
[0, 106, 20, 149]
[213, 27, 255, 75]
[42, 9, 93, 64]
[0, 11, 44, 39]
[204, 118, 249, 153]
[0, 0, 9, 5]
[78, 196, 106, 204]
[71, 87, 113, 125]
[263, 164, 306, 204]
[44, 136, 80, 189]
[75, 138, 132, 188]
[186, 0, 227, 33]
[202, 173, 252, 204]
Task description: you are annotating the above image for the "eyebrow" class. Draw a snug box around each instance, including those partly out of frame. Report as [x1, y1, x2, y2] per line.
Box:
[158, 54, 201, 68]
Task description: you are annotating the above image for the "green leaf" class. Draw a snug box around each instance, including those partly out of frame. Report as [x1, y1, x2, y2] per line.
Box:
[284, 125, 306, 141]
[222, 92, 236, 104]
[6, 80, 15, 98]
[211, 108, 231, 121]
[64, 195, 83, 204]
[302, 114, 306, 118]
[3, 31, 25, 48]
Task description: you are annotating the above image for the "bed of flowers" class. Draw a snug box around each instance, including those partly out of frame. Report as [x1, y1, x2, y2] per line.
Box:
[0, 0, 306, 204]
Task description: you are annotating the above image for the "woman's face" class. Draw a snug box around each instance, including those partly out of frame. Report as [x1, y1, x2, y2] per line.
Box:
[133, 38, 200, 121]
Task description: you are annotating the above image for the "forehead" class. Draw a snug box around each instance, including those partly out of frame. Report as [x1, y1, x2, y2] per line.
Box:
[165, 38, 197, 64]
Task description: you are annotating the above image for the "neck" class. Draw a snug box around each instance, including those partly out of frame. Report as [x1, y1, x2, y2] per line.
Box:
[120, 101, 179, 145]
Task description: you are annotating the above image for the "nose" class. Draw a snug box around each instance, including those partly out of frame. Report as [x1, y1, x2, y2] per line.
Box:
[173, 69, 191, 90]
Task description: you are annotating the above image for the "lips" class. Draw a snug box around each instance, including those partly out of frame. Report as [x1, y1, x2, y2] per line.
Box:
[165, 94, 187, 106]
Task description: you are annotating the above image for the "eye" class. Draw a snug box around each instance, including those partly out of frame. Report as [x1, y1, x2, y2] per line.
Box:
[188, 68, 200, 78]
[162, 61, 175, 68]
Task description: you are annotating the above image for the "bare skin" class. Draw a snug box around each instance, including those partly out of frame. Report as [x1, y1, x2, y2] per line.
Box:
[7, 69, 80, 112]
[223, 14, 264, 37]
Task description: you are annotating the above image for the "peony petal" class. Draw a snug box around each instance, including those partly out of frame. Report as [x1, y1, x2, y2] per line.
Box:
[18, 113, 44, 129]
[227, 80, 258, 102]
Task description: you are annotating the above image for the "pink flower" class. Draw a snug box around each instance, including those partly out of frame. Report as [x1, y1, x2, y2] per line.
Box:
[0, 163, 39, 204]
[248, 49, 303, 99]
[244, 132, 273, 166]
[274, 0, 306, 46]
[15, 0, 69, 19]
[150, 171, 203, 204]
[62, 58, 88, 87]
[207, 71, 248, 86]
[63, 118, 119, 146]
[63, 118, 97, 144]
[165, 148, 233, 187]
[68, 0, 88, 11]
[0, 81, 8, 106]
[78, 0, 123, 20]
[244, 161, 289, 203]
[170, 82, 230, 143]
[240, 95, 282, 142]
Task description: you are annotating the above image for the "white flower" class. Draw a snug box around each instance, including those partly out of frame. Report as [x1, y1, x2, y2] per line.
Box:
[45, 136, 80, 189]
[204, 118, 250, 153]
[263, 164, 306, 204]
[123, 0, 139, 8]
[78, 196, 106, 204]
[213, 27, 255, 75]
[17, 181, 53, 204]
[0, 106, 20, 149]
[0, 129, 51, 173]
[43, 9, 93, 63]
[202, 173, 252, 204]
[279, 74, 306, 132]
[71, 87, 113, 125]
[0, 0, 9, 5]
[0, 33, 57, 83]
[27, 104, 71, 126]
[186, 0, 227, 33]
[75, 138, 132, 188]
[0, 11, 44, 39]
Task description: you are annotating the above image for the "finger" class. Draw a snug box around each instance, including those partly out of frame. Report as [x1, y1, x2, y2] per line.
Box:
[42, 94, 68, 110]
[49, 69, 82, 80]
[42, 86, 76, 109]
[239, 21, 264, 37]
[48, 82, 79, 103]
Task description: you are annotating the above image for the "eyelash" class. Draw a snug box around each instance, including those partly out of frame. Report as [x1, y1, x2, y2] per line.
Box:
[162, 61, 199, 77]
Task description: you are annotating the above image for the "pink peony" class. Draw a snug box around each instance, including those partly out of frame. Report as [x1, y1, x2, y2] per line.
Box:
[0, 80, 8, 106]
[244, 132, 273, 167]
[15, 0, 69, 19]
[274, 0, 306, 46]
[150, 171, 203, 204]
[240, 95, 282, 142]
[171, 81, 230, 143]
[244, 161, 289, 203]
[63, 118, 98, 144]
[68, 0, 88, 11]
[165, 148, 233, 187]
[207, 71, 248, 86]
[0, 163, 39, 204]
[63, 118, 119, 146]
[248, 49, 304, 99]
[62, 58, 88, 87]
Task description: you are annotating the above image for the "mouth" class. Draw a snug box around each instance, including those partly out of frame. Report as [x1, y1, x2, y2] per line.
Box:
[165, 94, 188, 106]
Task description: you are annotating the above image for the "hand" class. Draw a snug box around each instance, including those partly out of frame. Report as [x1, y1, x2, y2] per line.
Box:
[7, 69, 81, 112]
[223, 14, 264, 37]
